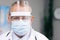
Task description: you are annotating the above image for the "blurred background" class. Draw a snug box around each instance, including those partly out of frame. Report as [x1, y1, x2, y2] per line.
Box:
[0, 0, 60, 40]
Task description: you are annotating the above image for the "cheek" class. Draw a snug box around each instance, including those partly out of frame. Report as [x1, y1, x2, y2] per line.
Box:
[8, 17, 11, 23]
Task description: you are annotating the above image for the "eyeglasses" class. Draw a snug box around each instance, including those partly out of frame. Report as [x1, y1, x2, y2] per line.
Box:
[11, 16, 31, 21]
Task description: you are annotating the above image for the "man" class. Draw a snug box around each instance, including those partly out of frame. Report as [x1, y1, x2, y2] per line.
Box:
[0, 0, 48, 40]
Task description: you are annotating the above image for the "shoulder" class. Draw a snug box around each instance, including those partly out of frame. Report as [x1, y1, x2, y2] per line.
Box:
[33, 29, 49, 40]
[0, 31, 12, 40]
[0, 31, 12, 38]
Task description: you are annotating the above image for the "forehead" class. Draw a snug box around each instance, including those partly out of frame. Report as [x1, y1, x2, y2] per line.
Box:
[10, 4, 32, 12]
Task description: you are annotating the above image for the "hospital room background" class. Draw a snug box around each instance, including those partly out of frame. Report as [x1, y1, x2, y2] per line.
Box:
[0, 0, 60, 40]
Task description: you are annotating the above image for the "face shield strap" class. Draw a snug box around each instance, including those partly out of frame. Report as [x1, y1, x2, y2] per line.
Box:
[10, 12, 32, 16]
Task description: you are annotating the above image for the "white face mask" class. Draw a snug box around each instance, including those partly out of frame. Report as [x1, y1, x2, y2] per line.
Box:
[11, 19, 31, 36]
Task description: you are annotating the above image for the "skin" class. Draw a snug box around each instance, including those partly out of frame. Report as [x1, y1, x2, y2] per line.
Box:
[8, 3, 34, 38]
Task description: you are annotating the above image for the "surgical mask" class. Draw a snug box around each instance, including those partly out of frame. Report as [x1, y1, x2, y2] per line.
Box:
[11, 19, 31, 36]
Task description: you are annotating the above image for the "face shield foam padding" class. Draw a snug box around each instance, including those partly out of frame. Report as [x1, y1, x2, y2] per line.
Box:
[10, 12, 32, 16]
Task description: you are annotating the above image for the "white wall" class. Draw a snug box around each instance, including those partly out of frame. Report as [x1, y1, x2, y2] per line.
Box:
[53, 0, 60, 40]
[0, 0, 45, 32]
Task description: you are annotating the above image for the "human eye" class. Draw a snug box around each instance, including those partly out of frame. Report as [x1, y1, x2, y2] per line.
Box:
[11, 16, 20, 20]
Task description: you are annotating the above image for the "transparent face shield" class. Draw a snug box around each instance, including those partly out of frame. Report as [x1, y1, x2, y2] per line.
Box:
[9, 1, 32, 35]
[10, 0, 32, 21]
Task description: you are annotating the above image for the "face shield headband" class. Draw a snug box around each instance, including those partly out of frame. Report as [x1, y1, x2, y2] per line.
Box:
[10, 12, 32, 16]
